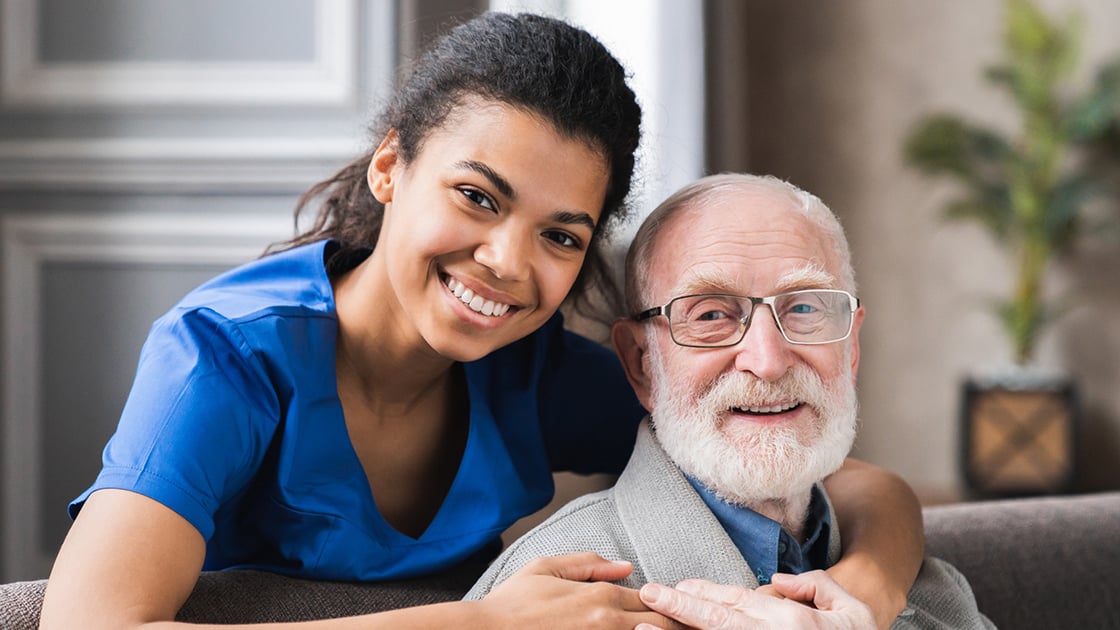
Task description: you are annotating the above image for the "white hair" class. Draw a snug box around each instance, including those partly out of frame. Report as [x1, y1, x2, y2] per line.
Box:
[625, 173, 855, 313]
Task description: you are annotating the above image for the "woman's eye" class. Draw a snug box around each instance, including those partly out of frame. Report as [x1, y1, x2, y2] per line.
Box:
[543, 230, 582, 250]
[459, 187, 496, 211]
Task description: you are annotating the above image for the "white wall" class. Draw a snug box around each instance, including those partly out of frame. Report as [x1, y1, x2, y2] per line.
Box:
[489, 0, 705, 240]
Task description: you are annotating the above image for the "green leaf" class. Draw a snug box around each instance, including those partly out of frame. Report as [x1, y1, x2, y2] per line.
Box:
[1044, 175, 1097, 250]
[1065, 59, 1120, 141]
[944, 197, 1014, 242]
[1005, 0, 1052, 57]
[904, 116, 1011, 182]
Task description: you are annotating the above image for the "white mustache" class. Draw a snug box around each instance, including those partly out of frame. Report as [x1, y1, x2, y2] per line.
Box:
[691, 366, 834, 423]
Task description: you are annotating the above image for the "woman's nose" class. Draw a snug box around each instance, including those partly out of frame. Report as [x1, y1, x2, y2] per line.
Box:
[475, 226, 530, 281]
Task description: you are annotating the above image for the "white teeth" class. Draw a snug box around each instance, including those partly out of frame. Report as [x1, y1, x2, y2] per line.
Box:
[742, 401, 799, 414]
[444, 277, 512, 317]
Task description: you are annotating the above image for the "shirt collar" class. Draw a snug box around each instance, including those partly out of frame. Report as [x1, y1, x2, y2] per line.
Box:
[685, 475, 832, 585]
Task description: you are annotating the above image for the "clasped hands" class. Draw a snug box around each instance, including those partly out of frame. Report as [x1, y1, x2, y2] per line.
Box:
[482, 553, 875, 630]
[637, 571, 876, 630]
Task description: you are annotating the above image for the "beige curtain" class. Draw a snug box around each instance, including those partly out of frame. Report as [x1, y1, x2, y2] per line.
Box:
[702, 0, 752, 174]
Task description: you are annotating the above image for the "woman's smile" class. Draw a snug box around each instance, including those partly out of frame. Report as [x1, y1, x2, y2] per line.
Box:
[443, 274, 515, 318]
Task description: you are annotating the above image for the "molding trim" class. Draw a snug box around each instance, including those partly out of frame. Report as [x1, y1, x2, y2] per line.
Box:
[0, 0, 358, 107]
[1, 212, 293, 582]
[0, 137, 360, 193]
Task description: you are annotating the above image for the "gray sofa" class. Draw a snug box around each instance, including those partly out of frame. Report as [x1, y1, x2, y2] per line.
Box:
[3, 492, 1118, 629]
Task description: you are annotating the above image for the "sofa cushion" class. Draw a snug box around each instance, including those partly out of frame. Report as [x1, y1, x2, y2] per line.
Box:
[923, 491, 1120, 630]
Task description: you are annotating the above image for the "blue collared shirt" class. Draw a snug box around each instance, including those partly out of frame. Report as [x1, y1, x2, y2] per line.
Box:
[686, 475, 832, 585]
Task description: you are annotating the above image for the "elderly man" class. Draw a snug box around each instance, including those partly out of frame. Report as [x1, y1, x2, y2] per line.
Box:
[466, 174, 992, 629]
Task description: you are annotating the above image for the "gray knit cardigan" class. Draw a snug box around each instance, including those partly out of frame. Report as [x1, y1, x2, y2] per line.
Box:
[467, 421, 996, 630]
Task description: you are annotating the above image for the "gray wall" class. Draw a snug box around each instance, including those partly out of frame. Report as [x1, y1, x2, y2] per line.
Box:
[0, 0, 397, 581]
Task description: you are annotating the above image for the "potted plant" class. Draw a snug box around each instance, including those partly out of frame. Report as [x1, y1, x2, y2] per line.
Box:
[904, 0, 1120, 496]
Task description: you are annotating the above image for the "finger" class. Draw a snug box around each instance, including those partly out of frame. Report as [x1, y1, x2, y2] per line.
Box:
[616, 584, 659, 612]
[520, 552, 635, 583]
[641, 583, 760, 630]
[674, 578, 755, 607]
[771, 571, 852, 610]
[753, 583, 786, 600]
[767, 572, 819, 602]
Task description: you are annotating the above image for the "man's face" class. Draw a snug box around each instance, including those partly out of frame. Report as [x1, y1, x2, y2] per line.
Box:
[621, 190, 864, 506]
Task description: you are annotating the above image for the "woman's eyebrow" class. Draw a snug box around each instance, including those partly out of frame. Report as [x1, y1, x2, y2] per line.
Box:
[455, 159, 596, 230]
[551, 210, 597, 230]
[455, 160, 515, 199]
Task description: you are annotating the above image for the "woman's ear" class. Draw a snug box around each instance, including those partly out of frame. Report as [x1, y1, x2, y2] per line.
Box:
[368, 130, 400, 203]
[611, 318, 654, 413]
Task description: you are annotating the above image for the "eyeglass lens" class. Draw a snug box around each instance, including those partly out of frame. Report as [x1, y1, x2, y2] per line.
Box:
[668, 291, 852, 347]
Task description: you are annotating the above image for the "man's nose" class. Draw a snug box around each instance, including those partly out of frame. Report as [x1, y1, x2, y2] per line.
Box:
[475, 225, 530, 281]
[732, 305, 795, 381]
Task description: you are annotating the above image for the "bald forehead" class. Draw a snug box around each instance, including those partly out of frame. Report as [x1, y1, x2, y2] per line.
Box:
[647, 187, 841, 298]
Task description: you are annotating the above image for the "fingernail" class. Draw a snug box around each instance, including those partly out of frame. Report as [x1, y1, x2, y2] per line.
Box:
[640, 583, 665, 603]
[770, 573, 793, 583]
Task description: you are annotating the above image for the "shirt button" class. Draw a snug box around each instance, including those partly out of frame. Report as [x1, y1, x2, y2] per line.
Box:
[778, 541, 788, 554]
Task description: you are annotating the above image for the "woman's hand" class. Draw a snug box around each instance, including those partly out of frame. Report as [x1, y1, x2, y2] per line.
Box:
[636, 571, 875, 630]
[479, 552, 687, 630]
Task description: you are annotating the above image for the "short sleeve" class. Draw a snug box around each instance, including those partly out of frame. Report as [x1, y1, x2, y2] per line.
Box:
[69, 308, 281, 541]
[536, 318, 645, 474]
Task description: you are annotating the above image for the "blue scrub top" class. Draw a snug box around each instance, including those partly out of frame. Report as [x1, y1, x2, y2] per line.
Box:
[70, 240, 644, 581]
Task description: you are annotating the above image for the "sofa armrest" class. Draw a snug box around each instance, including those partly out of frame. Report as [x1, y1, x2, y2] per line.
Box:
[923, 491, 1120, 630]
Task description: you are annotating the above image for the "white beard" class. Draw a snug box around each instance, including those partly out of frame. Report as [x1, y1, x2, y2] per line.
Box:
[648, 342, 858, 509]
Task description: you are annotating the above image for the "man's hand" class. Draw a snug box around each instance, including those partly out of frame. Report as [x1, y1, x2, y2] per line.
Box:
[635, 571, 876, 630]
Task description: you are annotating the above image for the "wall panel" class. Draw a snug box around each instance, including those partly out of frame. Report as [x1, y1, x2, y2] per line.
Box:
[0, 0, 396, 581]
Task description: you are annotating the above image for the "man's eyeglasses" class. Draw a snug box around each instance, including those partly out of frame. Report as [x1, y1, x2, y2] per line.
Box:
[632, 289, 859, 348]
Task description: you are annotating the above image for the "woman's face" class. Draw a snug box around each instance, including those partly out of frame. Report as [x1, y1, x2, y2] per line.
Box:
[368, 100, 610, 362]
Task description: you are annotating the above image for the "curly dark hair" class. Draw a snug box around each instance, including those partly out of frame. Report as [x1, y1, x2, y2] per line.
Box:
[273, 11, 642, 319]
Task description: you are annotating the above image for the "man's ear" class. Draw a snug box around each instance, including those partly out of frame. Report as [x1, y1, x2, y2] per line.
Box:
[368, 130, 400, 204]
[611, 318, 654, 412]
[848, 304, 865, 385]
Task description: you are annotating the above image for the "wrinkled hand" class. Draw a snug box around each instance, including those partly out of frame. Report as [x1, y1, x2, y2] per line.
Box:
[480, 552, 687, 630]
[636, 571, 876, 630]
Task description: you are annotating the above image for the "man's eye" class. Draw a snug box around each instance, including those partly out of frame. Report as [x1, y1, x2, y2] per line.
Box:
[788, 303, 818, 314]
[696, 310, 730, 321]
[460, 188, 496, 211]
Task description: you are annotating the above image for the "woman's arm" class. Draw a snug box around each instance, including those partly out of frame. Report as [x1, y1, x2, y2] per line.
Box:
[39, 490, 681, 630]
[39, 489, 208, 629]
[820, 457, 924, 630]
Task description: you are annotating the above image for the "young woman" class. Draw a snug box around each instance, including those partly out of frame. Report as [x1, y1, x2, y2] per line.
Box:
[39, 12, 923, 630]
